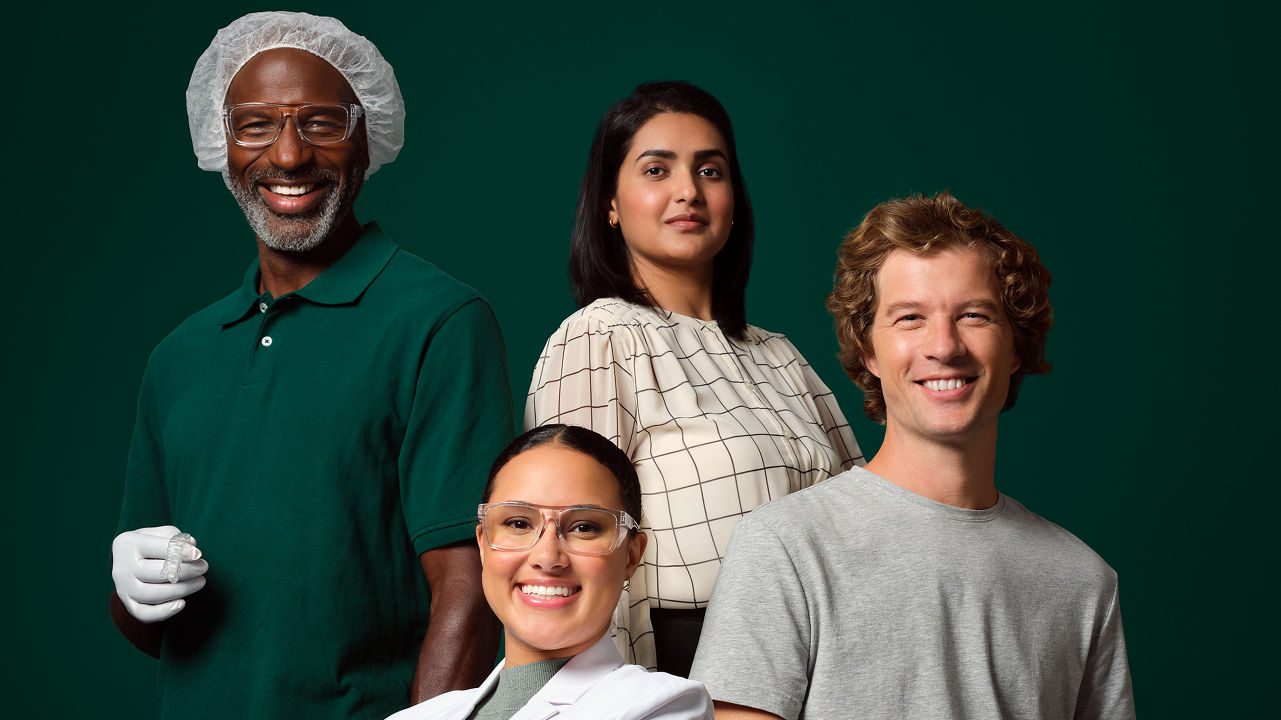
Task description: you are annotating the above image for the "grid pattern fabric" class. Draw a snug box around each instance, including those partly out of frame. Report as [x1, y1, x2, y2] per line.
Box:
[525, 298, 864, 668]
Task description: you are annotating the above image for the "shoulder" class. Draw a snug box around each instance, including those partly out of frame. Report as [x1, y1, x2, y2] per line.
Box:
[590, 665, 713, 717]
[744, 465, 872, 526]
[1000, 496, 1120, 586]
[374, 245, 491, 317]
[539, 298, 652, 348]
[146, 287, 245, 366]
[383, 686, 480, 719]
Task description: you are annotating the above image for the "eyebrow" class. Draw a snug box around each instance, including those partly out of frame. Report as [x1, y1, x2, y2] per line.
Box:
[878, 299, 1004, 317]
[634, 148, 727, 162]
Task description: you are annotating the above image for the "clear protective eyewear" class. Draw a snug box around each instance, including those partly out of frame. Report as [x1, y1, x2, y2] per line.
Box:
[222, 102, 365, 147]
[478, 502, 639, 556]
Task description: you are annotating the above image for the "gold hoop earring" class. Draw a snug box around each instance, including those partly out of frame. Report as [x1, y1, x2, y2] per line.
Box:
[609, 216, 619, 229]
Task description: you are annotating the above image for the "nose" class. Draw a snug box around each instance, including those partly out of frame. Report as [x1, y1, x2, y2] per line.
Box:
[925, 319, 966, 362]
[673, 169, 701, 205]
[266, 115, 314, 171]
[527, 516, 569, 570]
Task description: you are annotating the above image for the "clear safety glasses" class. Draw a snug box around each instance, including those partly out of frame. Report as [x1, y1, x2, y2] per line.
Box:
[222, 102, 365, 147]
[478, 502, 639, 556]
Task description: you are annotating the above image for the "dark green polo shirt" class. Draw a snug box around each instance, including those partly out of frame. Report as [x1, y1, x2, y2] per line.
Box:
[118, 223, 515, 719]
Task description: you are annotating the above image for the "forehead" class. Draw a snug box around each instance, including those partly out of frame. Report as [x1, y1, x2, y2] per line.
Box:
[875, 245, 1002, 310]
[224, 47, 357, 105]
[627, 112, 727, 158]
[490, 444, 624, 509]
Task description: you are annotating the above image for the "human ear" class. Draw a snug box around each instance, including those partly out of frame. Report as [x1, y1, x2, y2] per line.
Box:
[864, 353, 881, 379]
[475, 525, 486, 566]
[624, 531, 647, 578]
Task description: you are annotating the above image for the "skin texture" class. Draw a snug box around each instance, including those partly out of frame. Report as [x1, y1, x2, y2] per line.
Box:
[608, 112, 734, 320]
[223, 47, 368, 297]
[713, 701, 783, 719]
[479, 444, 646, 667]
[862, 245, 1021, 509]
[414, 543, 502, 702]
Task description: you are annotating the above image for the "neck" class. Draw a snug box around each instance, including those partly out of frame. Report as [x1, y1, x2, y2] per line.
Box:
[631, 257, 715, 321]
[256, 212, 363, 297]
[864, 420, 1000, 509]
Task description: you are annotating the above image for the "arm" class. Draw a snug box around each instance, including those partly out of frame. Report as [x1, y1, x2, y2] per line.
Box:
[411, 541, 500, 703]
[689, 516, 810, 720]
[791, 339, 865, 470]
[713, 701, 784, 720]
[524, 310, 637, 447]
[401, 298, 512, 700]
[1073, 583, 1136, 719]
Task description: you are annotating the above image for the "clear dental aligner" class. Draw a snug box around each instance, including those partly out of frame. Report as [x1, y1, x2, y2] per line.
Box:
[163, 533, 195, 583]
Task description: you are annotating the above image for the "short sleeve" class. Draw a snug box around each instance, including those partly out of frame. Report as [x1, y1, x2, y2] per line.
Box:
[401, 297, 515, 555]
[117, 352, 173, 534]
[1073, 584, 1136, 719]
[524, 311, 638, 451]
[689, 514, 812, 720]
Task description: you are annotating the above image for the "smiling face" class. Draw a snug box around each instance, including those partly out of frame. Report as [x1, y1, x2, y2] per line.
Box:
[608, 112, 734, 283]
[865, 245, 1021, 446]
[224, 48, 368, 252]
[479, 443, 645, 666]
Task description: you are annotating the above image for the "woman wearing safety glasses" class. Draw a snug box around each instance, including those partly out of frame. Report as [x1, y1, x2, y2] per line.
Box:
[386, 424, 712, 720]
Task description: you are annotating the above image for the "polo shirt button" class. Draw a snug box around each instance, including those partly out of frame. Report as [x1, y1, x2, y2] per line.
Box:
[259, 302, 268, 313]
[261, 336, 273, 347]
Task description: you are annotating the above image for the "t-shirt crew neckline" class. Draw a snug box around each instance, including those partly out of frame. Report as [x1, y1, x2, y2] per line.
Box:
[851, 466, 1007, 523]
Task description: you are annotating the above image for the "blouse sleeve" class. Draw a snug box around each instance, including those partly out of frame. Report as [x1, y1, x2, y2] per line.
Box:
[524, 311, 639, 453]
[789, 337, 865, 470]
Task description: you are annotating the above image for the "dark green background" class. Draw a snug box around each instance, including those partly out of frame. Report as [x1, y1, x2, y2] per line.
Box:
[9, 2, 1274, 715]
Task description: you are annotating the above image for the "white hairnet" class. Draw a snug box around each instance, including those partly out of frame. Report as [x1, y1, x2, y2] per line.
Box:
[186, 11, 404, 178]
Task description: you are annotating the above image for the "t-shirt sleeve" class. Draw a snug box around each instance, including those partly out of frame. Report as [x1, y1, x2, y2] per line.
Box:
[524, 312, 637, 451]
[401, 297, 515, 555]
[689, 513, 811, 720]
[117, 352, 172, 534]
[1073, 583, 1136, 719]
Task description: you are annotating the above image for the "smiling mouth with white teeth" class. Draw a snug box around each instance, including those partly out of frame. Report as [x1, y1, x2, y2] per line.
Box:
[921, 378, 972, 391]
[520, 584, 579, 597]
[266, 184, 317, 196]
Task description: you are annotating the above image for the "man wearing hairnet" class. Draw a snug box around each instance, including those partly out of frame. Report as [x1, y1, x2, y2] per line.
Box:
[108, 12, 512, 717]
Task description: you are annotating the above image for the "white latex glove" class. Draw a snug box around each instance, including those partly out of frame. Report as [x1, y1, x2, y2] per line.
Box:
[112, 525, 209, 623]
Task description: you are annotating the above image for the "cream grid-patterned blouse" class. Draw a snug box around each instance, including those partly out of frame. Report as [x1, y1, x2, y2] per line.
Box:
[525, 298, 863, 669]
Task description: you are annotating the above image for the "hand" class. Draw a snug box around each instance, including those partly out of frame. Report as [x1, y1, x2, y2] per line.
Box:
[111, 525, 209, 623]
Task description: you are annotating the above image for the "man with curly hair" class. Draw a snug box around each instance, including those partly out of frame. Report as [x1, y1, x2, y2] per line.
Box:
[690, 192, 1135, 719]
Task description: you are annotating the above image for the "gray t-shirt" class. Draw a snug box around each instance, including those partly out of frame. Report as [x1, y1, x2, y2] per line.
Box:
[689, 467, 1134, 719]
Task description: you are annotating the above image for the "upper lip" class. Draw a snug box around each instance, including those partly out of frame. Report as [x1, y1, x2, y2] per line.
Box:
[665, 213, 708, 225]
[517, 579, 577, 587]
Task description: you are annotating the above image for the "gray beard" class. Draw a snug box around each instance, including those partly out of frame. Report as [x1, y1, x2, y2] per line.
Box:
[229, 168, 358, 253]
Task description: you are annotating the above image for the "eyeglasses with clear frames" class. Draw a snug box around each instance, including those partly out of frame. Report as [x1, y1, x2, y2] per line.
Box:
[478, 502, 639, 556]
[223, 102, 365, 147]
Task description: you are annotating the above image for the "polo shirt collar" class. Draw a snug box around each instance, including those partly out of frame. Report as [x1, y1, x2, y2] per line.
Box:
[218, 222, 396, 326]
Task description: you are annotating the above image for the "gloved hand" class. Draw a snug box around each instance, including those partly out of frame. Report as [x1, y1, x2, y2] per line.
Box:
[112, 525, 209, 623]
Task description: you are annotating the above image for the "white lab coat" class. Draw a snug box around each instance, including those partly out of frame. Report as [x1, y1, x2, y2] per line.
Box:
[386, 633, 712, 720]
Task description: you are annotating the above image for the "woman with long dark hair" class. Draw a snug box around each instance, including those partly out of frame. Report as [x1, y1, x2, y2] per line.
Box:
[526, 81, 863, 676]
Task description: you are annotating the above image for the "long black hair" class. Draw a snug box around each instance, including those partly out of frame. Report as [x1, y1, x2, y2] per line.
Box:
[483, 424, 642, 524]
[569, 81, 755, 340]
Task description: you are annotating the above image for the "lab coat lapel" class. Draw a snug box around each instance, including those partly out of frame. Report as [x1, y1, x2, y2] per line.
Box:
[510, 634, 625, 720]
[441, 661, 505, 719]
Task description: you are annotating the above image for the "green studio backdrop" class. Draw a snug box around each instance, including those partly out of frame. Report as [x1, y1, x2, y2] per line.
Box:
[7, 1, 1274, 716]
